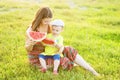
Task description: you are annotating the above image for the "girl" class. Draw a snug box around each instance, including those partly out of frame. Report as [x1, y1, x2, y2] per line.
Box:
[25, 7, 52, 67]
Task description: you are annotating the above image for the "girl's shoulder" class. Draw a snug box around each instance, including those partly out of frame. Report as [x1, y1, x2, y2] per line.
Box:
[26, 25, 32, 33]
[26, 25, 32, 38]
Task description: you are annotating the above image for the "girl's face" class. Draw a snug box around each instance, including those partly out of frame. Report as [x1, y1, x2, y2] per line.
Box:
[41, 18, 52, 25]
[52, 26, 63, 35]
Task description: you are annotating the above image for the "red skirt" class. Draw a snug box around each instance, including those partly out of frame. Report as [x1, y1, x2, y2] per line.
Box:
[62, 46, 78, 62]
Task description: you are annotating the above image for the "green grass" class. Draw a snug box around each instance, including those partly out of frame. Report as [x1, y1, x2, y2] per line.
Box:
[0, 0, 120, 80]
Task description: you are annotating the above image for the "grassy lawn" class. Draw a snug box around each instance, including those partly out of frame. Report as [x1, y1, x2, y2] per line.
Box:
[0, 0, 120, 80]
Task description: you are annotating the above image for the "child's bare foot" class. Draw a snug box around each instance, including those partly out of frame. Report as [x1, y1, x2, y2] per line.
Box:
[40, 68, 47, 73]
[53, 70, 58, 75]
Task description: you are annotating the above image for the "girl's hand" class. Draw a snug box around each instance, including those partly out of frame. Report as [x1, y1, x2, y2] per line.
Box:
[25, 39, 37, 52]
[26, 39, 38, 46]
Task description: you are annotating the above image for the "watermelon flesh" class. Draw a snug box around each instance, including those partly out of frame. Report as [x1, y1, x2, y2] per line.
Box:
[29, 32, 45, 40]
[27, 31, 47, 42]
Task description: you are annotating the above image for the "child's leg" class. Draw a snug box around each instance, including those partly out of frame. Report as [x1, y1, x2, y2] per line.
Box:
[74, 54, 100, 76]
[53, 54, 60, 74]
[39, 54, 47, 72]
[54, 60, 60, 71]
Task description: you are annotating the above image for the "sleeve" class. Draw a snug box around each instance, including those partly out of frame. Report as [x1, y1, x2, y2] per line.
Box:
[26, 26, 32, 34]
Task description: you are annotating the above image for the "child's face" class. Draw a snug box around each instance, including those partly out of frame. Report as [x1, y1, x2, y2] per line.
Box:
[52, 26, 63, 35]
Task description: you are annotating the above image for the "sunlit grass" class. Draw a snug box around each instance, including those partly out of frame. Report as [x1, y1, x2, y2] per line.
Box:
[0, 0, 120, 80]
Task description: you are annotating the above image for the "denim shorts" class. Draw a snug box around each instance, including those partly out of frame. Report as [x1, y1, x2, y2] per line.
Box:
[39, 54, 60, 60]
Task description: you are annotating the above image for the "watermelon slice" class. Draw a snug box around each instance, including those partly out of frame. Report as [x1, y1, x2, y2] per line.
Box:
[42, 38, 55, 45]
[27, 31, 47, 42]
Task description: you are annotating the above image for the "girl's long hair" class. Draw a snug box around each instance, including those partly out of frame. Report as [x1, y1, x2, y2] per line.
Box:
[31, 7, 53, 31]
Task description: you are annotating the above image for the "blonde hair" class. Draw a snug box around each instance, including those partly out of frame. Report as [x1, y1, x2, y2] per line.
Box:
[31, 7, 53, 31]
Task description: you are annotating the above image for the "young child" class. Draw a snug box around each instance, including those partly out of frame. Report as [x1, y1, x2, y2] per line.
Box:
[39, 19, 64, 75]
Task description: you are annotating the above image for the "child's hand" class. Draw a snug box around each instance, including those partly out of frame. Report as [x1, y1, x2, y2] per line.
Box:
[54, 44, 62, 48]
[54, 44, 64, 53]
[58, 46, 64, 53]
